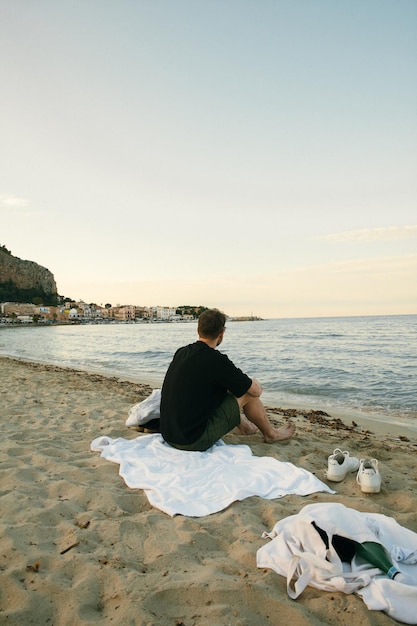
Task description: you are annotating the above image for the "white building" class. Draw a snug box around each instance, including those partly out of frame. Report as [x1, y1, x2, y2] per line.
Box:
[152, 306, 176, 320]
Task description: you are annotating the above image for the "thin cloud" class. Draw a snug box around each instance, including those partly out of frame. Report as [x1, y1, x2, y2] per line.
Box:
[293, 254, 417, 275]
[0, 195, 53, 218]
[248, 254, 417, 283]
[319, 254, 417, 275]
[319, 225, 417, 243]
[0, 194, 29, 209]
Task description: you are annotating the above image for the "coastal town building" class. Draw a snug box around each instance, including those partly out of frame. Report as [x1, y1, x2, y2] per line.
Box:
[0, 301, 186, 324]
[152, 305, 176, 321]
[0, 302, 258, 325]
[0, 302, 63, 322]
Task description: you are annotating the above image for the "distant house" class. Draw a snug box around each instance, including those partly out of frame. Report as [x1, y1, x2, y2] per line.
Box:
[152, 306, 176, 320]
[17, 315, 33, 323]
[1, 302, 37, 316]
[106, 305, 136, 321]
[68, 308, 81, 320]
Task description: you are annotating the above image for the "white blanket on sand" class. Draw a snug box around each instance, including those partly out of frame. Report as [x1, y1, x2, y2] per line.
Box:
[90, 434, 334, 517]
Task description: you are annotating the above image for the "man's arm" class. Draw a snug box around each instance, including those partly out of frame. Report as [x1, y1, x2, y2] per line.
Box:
[246, 377, 263, 397]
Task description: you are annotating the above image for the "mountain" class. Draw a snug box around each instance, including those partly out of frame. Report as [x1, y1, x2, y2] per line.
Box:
[0, 245, 58, 305]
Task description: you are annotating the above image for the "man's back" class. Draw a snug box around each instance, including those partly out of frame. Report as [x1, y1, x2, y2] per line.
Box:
[160, 341, 251, 445]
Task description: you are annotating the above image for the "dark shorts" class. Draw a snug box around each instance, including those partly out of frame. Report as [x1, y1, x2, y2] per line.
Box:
[167, 393, 241, 452]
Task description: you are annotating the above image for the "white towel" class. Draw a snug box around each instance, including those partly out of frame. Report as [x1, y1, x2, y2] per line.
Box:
[256, 503, 417, 624]
[90, 434, 334, 517]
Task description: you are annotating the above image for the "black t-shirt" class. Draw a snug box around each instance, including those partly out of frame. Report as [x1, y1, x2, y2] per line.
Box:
[160, 341, 252, 445]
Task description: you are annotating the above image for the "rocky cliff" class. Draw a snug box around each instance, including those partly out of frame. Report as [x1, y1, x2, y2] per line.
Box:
[0, 246, 58, 304]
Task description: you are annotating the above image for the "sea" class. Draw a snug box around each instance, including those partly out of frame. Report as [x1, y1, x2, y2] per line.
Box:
[1, 314, 416, 431]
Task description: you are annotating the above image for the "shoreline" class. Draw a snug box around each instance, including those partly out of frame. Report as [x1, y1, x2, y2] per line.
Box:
[264, 398, 417, 438]
[2, 354, 416, 440]
[1, 354, 416, 624]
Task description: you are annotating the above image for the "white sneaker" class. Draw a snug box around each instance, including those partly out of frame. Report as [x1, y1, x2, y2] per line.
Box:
[357, 458, 381, 493]
[326, 448, 360, 482]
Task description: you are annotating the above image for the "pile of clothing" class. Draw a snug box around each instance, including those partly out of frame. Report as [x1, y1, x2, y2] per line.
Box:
[257, 502, 417, 624]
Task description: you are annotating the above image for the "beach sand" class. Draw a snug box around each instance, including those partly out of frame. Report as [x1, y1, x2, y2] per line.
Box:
[1, 356, 416, 626]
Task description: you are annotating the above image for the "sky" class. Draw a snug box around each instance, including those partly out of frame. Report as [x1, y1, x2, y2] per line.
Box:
[1, 0, 416, 319]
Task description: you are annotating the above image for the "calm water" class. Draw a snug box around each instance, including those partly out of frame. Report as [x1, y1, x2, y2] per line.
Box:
[1, 315, 416, 428]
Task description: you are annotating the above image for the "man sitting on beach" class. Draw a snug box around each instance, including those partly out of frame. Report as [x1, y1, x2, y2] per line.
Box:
[160, 308, 295, 451]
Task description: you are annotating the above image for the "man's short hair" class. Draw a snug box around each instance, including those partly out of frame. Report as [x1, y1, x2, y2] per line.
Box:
[198, 309, 226, 340]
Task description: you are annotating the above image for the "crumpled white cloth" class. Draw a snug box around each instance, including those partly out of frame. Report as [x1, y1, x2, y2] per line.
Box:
[391, 546, 417, 565]
[90, 434, 335, 517]
[257, 503, 417, 624]
[125, 389, 161, 427]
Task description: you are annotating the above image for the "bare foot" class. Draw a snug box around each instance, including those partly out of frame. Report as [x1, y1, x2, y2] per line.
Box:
[233, 415, 258, 435]
[132, 425, 160, 434]
[264, 421, 295, 444]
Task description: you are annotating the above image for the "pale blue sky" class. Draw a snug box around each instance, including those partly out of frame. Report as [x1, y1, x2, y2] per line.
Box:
[1, 0, 416, 317]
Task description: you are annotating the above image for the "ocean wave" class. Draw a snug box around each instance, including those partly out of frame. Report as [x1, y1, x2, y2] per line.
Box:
[1, 315, 416, 421]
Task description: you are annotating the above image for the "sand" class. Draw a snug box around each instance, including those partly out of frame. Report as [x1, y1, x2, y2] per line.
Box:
[0, 356, 416, 626]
